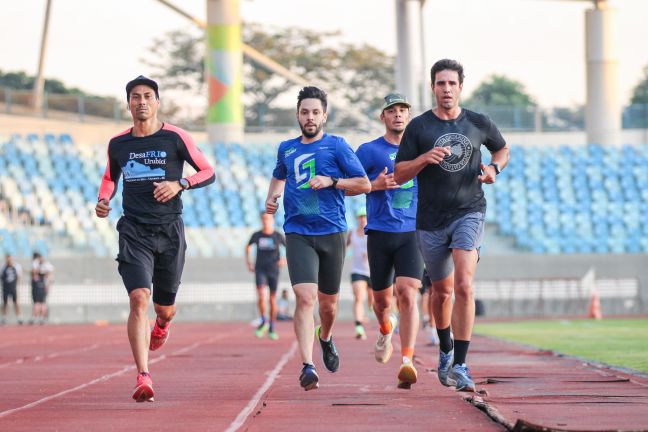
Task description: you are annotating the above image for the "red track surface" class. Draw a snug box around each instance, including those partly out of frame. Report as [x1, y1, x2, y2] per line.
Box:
[1, 322, 647, 431]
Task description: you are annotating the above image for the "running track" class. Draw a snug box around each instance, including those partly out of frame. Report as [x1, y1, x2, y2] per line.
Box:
[1, 322, 647, 431]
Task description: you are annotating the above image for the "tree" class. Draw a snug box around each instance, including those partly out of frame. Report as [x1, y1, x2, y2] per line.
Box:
[630, 65, 648, 104]
[463, 74, 536, 108]
[144, 23, 394, 129]
[543, 106, 584, 131]
[0, 70, 84, 95]
[144, 29, 205, 95]
[314, 42, 394, 128]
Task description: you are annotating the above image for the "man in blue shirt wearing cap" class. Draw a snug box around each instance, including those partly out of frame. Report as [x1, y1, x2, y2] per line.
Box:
[352, 93, 424, 389]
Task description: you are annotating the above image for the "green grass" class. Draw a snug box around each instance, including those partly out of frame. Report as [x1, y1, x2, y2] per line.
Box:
[474, 318, 648, 373]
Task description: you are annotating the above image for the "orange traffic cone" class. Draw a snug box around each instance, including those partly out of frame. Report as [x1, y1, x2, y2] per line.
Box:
[588, 290, 602, 320]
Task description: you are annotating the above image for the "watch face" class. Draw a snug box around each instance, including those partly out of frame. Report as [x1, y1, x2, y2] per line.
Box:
[180, 179, 189, 189]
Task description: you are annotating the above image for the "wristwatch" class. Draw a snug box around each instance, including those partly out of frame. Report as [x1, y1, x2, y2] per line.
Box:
[179, 178, 190, 190]
[331, 177, 339, 189]
[489, 163, 501, 175]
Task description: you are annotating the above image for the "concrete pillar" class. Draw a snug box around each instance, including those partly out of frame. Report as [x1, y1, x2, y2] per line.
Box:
[396, 0, 423, 114]
[419, 0, 431, 111]
[585, 5, 621, 146]
[206, 0, 244, 144]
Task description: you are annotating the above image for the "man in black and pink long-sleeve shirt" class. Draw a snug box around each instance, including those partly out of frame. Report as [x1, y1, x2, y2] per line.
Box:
[95, 76, 214, 403]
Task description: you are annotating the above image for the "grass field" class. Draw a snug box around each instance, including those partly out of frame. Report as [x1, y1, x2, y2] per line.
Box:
[474, 318, 648, 374]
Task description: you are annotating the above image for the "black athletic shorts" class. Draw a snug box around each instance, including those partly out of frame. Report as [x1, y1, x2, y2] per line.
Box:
[350, 273, 372, 288]
[419, 269, 432, 295]
[367, 230, 424, 292]
[255, 268, 279, 293]
[116, 216, 186, 306]
[285, 232, 346, 295]
[31, 281, 46, 303]
[2, 283, 17, 303]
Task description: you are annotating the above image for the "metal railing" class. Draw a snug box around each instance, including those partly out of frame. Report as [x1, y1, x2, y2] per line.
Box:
[3, 86, 648, 132]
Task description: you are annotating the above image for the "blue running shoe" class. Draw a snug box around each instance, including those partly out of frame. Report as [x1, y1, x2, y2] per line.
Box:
[299, 363, 319, 391]
[316, 325, 340, 372]
[449, 363, 475, 392]
[437, 348, 455, 387]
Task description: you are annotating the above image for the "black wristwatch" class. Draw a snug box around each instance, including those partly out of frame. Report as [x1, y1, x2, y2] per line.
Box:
[179, 178, 190, 190]
[489, 163, 501, 175]
[331, 177, 339, 189]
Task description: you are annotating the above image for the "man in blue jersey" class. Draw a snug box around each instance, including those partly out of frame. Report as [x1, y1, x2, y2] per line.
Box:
[95, 76, 215, 402]
[395, 59, 509, 392]
[265, 86, 371, 391]
[352, 93, 424, 389]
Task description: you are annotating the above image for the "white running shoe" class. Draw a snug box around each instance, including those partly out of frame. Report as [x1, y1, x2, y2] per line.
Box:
[374, 314, 398, 364]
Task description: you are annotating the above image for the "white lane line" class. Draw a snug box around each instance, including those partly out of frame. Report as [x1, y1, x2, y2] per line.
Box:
[0, 333, 229, 419]
[0, 333, 82, 350]
[225, 341, 298, 432]
[0, 342, 122, 369]
[0, 364, 137, 419]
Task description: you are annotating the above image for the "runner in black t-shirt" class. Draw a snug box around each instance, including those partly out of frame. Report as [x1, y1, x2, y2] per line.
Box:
[395, 59, 509, 393]
[245, 212, 286, 340]
[95, 76, 215, 403]
[29, 252, 53, 325]
[1, 254, 23, 325]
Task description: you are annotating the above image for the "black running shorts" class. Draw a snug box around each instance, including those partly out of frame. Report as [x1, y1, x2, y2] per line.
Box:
[116, 216, 186, 306]
[31, 281, 46, 303]
[255, 268, 279, 293]
[350, 273, 372, 288]
[367, 230, 424, 292]
[285, 232, 346, 295]
[2, 284, 17, 303]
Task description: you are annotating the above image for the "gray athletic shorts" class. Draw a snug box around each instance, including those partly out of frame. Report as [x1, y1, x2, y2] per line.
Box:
[416, 211, 485, 282]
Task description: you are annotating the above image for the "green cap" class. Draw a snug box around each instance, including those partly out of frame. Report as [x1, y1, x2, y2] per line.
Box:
[356, 207, 367, 217]
[381, 92, 410, 111]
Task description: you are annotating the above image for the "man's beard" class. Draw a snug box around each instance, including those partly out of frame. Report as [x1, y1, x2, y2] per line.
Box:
[300, 121, 324, 138]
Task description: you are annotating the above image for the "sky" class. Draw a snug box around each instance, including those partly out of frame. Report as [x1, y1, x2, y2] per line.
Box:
[1, 0, 647, 108]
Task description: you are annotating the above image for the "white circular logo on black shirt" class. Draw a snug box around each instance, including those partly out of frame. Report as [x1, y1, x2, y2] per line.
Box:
[434, 133, 472, 172]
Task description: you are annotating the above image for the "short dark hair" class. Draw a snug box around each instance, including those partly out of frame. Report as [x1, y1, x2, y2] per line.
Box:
[297, 86, 328, 112]
[430, 59, 465, 86]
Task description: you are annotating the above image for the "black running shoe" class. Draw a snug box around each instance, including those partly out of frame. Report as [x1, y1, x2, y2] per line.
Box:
[299, 363, 319, 391]
[316, 325, 340, 372]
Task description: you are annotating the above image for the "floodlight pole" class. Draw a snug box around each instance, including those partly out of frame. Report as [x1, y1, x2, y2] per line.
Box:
[395, 0, 424, 114]
[419, 0, 431, 111]
[32, 0, 52, 113]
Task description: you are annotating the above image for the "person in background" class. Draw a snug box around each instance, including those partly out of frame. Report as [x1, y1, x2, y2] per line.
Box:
[1, 254, 23, 325]
[276, 288, 293, 321]
[30, 252, 53, 325]
[346, 207, 373, 340]
[245, 211, 286, 340]
[419, 269, 439, 346]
